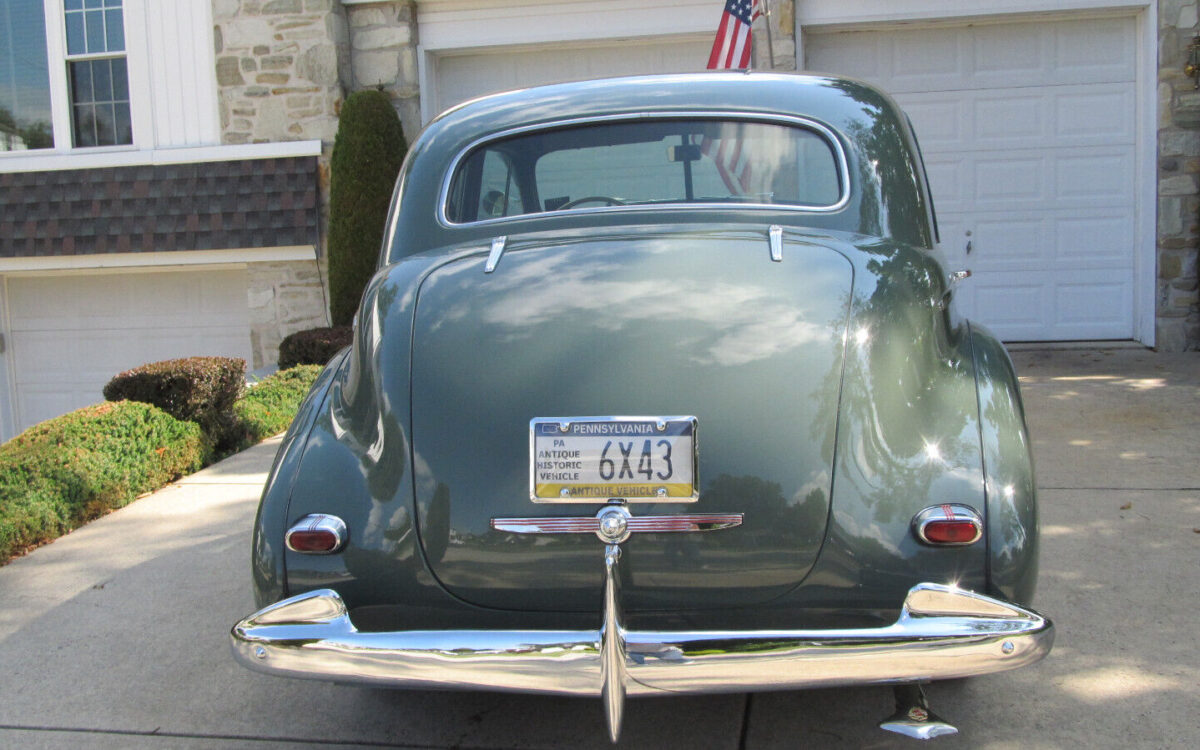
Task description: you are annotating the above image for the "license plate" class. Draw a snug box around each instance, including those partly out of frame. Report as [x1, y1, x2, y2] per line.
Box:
[530, 417, 698, 503]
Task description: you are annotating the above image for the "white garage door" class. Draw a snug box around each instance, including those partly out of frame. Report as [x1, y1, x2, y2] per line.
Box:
[807, 16, 1138, 341]
[3, 268, 251, 438]
[431, 36, 712, 117]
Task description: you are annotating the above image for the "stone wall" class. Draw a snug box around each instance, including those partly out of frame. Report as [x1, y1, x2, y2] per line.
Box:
[247, 259, 330, 368]
[211, 0, 347, 367]
[212, 0, 349, 145]
[345, 1, 422, 142]
[754, 0, 796, 71]
[1158, 0, 1200, 350]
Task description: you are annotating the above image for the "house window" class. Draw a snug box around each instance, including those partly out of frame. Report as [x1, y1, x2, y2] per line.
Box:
[64, 0, 130, 147]
[0, 0, 56, 151]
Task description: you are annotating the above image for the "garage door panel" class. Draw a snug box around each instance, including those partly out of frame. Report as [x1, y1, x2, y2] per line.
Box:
[974, 154, 1050, 205]
[16, 386, 90, 431]
[1055, 85, 1136, 142]
[921, 155, 967, 212]
[814, 19, 1134, 96]
[1055, 214, 1135, 263]
[899, 84, 1134, 155]
[9, 273, 248, 332]
[6, 269, 252, 436]
[970, 281, 1046, 330]
[931, 148, 1132, 214]
[805, 32, 882, 81]
[960, 270, 1132, 341]
[899, 96, 966, 149]
[974, 93, 1046, 144]
[971, 25, 1045, 83]
[889, 32, 967, 92]
[972, 217, 1048, 267]
[942, 207, 1135, 271]
[1053, 18, 1136, 84]
[1055, 277, 1132, 328]
[1055, 149, 1133, 202]
[434, 37, 712, 114]
[964, 272, 1133, 341]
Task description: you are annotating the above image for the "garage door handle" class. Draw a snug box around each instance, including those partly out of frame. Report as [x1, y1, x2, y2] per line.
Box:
[965, 240, 973, 255]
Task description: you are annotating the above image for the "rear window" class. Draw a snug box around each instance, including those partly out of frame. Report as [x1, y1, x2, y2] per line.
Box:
[445, 118, 844, 224]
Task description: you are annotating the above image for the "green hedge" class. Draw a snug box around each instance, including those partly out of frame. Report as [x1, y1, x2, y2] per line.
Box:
[278, 326, 353, 369]
[103, 357, 246, 450]
[234, 365, 323, 446]
[0, 401, 207, 564]
[328, 90, 407, 325]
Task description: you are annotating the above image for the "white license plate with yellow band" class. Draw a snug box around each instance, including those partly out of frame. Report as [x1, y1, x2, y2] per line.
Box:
[530, 417, 698, 503]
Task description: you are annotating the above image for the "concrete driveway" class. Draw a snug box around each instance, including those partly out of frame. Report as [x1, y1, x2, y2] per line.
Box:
[1, 347, 1197, 749]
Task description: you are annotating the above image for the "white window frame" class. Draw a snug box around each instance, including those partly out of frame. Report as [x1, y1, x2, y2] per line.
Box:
[10, 0, 152, 155]
[61, 0, 131, 147]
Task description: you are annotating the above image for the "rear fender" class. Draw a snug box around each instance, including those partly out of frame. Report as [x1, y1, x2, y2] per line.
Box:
[969, 324, 1039, 605]
[252, 348, 350, 606]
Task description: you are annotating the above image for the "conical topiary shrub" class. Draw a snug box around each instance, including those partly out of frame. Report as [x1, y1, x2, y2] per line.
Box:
[328, 90, 407, 326]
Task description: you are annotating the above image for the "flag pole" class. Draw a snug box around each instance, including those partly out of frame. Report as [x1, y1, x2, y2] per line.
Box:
[761, 0, 776, 70]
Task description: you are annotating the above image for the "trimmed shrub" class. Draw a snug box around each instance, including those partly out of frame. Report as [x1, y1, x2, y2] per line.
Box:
[103, 357, 245, 448]
[235, 365, 323, 445]
[328, 90, 407, 325]
[0, 401, 207, 563]
[278, 325, 353, 369]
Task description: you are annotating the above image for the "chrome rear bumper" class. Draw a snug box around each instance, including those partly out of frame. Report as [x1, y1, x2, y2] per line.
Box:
[232, 567, 1052, 740]
[232, 582, 1052, 696]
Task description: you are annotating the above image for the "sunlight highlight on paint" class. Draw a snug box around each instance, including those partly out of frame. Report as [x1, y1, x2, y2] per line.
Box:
[923, 441, 942, 463]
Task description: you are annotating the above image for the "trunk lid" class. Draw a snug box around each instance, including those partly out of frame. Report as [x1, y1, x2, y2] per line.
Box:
[410, 229, 853, 611]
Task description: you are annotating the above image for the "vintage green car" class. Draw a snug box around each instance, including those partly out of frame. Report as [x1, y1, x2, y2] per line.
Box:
[231, 72, 1053, 742]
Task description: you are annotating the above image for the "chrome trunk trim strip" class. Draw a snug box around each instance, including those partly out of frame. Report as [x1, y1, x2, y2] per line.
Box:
[491, 512, 743, 539]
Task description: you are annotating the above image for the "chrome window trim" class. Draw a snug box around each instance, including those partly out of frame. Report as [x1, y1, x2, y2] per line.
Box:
[438, 112, 852, 229]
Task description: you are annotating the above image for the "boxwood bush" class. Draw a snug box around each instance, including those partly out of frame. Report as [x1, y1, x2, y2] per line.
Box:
[103, 357, 245, 450]
[278, 326, 352, 369]
[235, 365, 323, 446]
[0, 401, 206, 563]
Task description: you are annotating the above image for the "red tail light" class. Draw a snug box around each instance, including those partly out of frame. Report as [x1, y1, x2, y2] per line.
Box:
[285, 514, 348, 554]
[912, 505, 982, 546]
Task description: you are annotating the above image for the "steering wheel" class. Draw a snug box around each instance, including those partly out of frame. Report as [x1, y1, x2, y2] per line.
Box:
[558, 195, 627, 209]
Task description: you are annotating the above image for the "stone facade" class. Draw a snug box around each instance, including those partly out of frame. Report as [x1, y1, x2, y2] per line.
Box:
[212, 0, 349, 145]
[345, 1, 422, 142]
[247, 260, 330, 367]
[754, 0, 797, 72]
[211, 0, 349, 367]
[1158, 0, 1200, 350]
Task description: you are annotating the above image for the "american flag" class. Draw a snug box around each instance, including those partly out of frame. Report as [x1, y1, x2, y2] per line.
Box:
[707, 0, 760, 70]
[703, 0, 762, 193]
